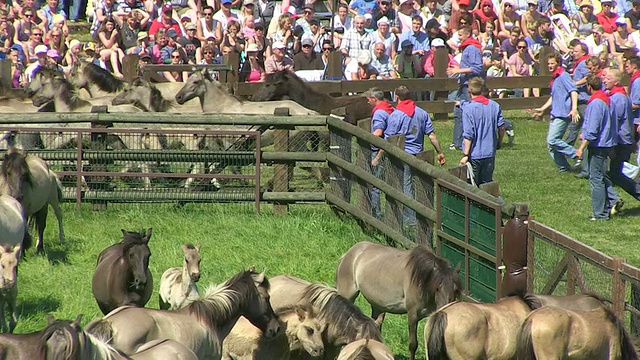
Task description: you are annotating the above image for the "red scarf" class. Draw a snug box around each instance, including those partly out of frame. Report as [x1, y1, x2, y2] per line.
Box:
[588, 90, 610, 105]
[471, 95, 489, 105]
[609, 84, 627, 96]
[472, 1, 497, 23]
[549, 66, 564, 88]
[572, 55, 589, 72]
[631, 70, 640, 86]
[460, 37, 482, 51]
[396, 99, 416, 117]
[372, 101, 395, 116]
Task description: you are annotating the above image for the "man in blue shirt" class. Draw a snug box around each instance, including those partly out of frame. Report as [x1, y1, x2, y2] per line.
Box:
[566, 42, 590, 147]
[384, 85, 445, 227]
[533, 52, 580, 172]
[446, 25, 483, 150]
[459, 77, 505, 186]
[576, 75, 620, 220]
[398, 15, 430, 56]
[625, 56, 640, 161]
[367, 88, 395, 219]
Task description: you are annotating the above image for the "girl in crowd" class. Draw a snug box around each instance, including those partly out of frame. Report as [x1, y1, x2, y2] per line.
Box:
[222, 18, 245, 53]
[507, 39, 535, 97]
[571, 0, 597, 38]
[196, 5, 222, 43]
[239, 42, 265, 82]
[478, 20, 498, 52]
[272, 13, 297, 57]
[63, 38, 82, 68]
[163, 50, 189, 81]
[13, 7, 40, 49]
[497, 0, 521, 40]
[95, 16, 124, 77]
[473, 0, 497, 33]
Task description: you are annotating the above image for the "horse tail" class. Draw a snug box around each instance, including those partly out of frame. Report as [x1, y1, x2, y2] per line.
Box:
[85, 318, 114, 344]
[21, 226, 32, 252]
[425, 310, 449, 360]
[515, 316, 536, 360]
[603, 307, 639, 360]
[54, 174, 63, 203]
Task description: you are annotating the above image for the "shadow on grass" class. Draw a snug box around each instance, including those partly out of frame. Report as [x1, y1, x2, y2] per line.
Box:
[394, 355, 409, 360]
[621, 208, 640, 217]
[18, 296, 61, 317]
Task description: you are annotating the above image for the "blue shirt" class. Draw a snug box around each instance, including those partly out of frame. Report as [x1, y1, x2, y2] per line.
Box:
[461, 99, 505, 160]
[550, 71, 577, 119]
[459, 44, 483, 85]
[384, 106, 434, 155]
[371, 107, 390, 151]
[582, 97, 617, 148]
[399, 30, 430, 52]
[630, 77, 640, 125]
[572, 61, 589, 103]
[609, 92, 634, 145]
[350, 0, 378, 15]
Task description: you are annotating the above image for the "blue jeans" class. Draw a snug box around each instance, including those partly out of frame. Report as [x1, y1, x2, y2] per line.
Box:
[469, 157, 495, 186]
[588, 147, 619, 219]
[452, 84, 470, 149]
[403, 163, 416, 226]
[565, 103, 586, 146]
[370, 151, 383, 219]
[610, 144, 640, 200]
[69, 0, 87, 20]
[547, 117, 577, 171]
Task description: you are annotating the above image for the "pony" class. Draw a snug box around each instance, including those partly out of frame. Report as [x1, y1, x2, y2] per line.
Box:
[0, 194, 29, 253]
[159, 243, 201, 310]
[250, 70, 373, 123]
[336, 339, 395, 360]
[111, 78, 180, 113]
[68, 60, 125, 98]
[424, 293, 611, 360]
[222, 303, 326, 360]
[335, 241, 461, 360]
[91, 229, 153, 315]
[516, 305, 639, 360]
[0, 245, 21, 333]
[1, 148, 63, 253]
[268, 274, 383, 360]
[0, 315, 81, 359]
[85, 268, 280, 359]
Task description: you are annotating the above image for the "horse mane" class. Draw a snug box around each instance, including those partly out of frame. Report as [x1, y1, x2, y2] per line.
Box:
[121, 229, 149, 252]
[39, 320, 81, 360]
[350, 340, 374, 360]
[54, 77, 90, 109]
[601, 306, 640, 360]
[147, 83, 174, 112]
[82, 330, 125, 360]
[406, 246, 462, 302]
[520, 293, 544, 310]
[82, 62, 124, 93]
[300, 283, 382, 342]
[33, 65, 61, 79]
[2, 148, 32, 197]
[185, 270, 258, 331]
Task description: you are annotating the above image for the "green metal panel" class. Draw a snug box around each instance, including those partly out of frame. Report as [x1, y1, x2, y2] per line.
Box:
[469, 253, 496, 303]
[441, 189, 465, 241]
[469, 201, 497, 256]
[441, 240, 466, 285]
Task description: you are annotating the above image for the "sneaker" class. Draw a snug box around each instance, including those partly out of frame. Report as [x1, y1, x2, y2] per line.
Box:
[448, 144, 457, 150]
[588, 216, 609, 221]
[610, 199, 624, 216]
[574, 172, 588, 179]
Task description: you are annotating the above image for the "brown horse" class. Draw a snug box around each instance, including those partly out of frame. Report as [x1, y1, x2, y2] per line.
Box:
[0, 315, 79, 359]
[86, 268, 280, 359]
[250, 70, 373, 123]
[336, 241, 461, 360]
[516, 305, 639, 360]
[336, 339, 395, 360]
[269, 274, 383, 360]
[91, 229, 153, 315]
[424, 293, 610, 360]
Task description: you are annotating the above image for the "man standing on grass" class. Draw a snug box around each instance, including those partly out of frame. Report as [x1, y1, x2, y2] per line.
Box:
[367, 88, 395, 219]
[576, 75, 620, 220]
[459, 77, 505, 186]
[384, 85, 445, 229]
[446, 25, 483, 151]
[625, 56, 640, 163]
[532, 53, 580, 173]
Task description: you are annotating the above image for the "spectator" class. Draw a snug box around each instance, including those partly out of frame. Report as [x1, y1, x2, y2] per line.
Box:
[264, 40, 293, 73]
[197, 6, 222, 43]
[198, 43, 218, 78]
[13, 7, 39, 49]
[239, 42, 265, 82]
[167, 0, 198, 27]
[25, 43, 47, 81]
[608, 17, 636, 68]
[222, 19, 245, 53]
[95, 16, 124, 77]
[272, 13, 298, 57]
[448, 0, 477, 34]
[115, 0, 145, 15]
[399, 15, 429, 55]
[584, 24, 609, 55]
[501, 26, 520, 59]
[150, 28, 169, 63]
[487, 52, 506, 98]
[115, 11, 145, 54]
[571, 0, 596, 37]
[576, 75, 620, 220]
[374, 0, 398, 32]
[370, 16, 396, 57]
[303, 18, 329, 52]
[148, 4, 181, 40]
[507, 39, 535, 97]
[497, 1, 521, 40]
[524, 17, 551, 55]
[521, 0, 542, 38]
[625, 56, 640, 156]
[213, 0, 238, 31]
[239, 0, 262, 28]
[364, 13, 375, 32]
[23, 26, 43, 64]
[162, 49, 188, 81]
[319, 39, 332, 68]
[478, 19, 497, 51]
[340, 14, 372, 61]
[38, 0, 67, 34]
[91, 0, 117, 37]
[459, 77, 505, 186]
[345, 49, 378, 79]
[293, 37, 323, 70]
[295, 4, 315, 38]
[253, 23, 267, 61]
[1, 13, 12, 59]
[626, 0, 640, 30]
[349, 0, 378, 16]
[384, 85, 445, 228]
[63, 38, 81, 68]
[395, 39, 422, 78]
[474, 0, 497, 33]
[425, 17, 448, 45]
[177, 22, 198, 63]
[397, 0, 417, 33]
[8, 47, 26, 88]
[331, 4, 352, 47]
[256, 0, 276, 28]
[84, 41, 107, 69]
[46, 26, 66, 58]
[366, 87, 394, 219]
[46, 48, 63, 71]
[419, 0, 446, 31]
[597, 0, 619, 33]
[0, 0, 15, 20]
[371, 41, 397, 78]
[240, 13, 257, 44]
[447, 25, 484, 150]
[422, 37, 457, 77]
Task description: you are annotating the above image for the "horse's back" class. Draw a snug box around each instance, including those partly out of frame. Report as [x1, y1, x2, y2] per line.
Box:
[0, 195, 25, 248]
[222, 315, 271, 359]
[337, 339, 394, 360]
[132, 339, 199, 360]
[21, 155, 55, 215]
[268, 275, 313, 311]
[531, 293, 607, 312]
[0, 332, 42, 360]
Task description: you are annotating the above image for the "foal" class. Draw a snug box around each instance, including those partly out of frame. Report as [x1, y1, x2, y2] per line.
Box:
[159, 243, 202, 310]
[0, 245, 21, 333]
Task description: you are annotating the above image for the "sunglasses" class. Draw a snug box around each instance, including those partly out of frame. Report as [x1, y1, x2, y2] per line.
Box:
[323, 47, 333, 51]
[381, 1, 389, 4]
[203, 51, 214, 54]
[25, 13, 33, 17]
[603, 3, 611, 6]
[505, 3, 512, 6]
[33, 33, 43, 36]
[302, 44, 312, 48]
[204, 12, 212, 15]
[172, 55, 181, 59]
[517, 45, 526, 49]
[483, 4, 490, 7]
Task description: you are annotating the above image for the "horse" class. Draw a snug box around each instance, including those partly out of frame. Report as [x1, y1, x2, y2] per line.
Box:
[424, 293, 611, 360]
[0, 244, 20, 333]
[516, 305, 639, 360]
[85, 268, 280, 359]
[159, 243, 201, 310]
[1, 148, 63, 253]
[91, 228, 153, 315]
[268, 274, 383, 360]
[335, 241, 461, 360]
[112, 77, 182, 113]
[0, 194, 29, 253]
[250, 70, 373, 123]
[336, 339, 395, 360]
[222, 303, 326, 360]
[68, 60, 125, 98]
[0, 315, 79, 359]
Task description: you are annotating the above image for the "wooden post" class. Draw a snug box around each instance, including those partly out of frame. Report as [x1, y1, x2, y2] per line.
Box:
[479, 182, 500, 197]
[326, 50, 343, 94]
[89, 105, 111, 211]
[272, 107, 292, 214]
[356, 119, 374, 231]
[122, 54, 139, 83]
[448, 165, 468, 182]
[612, 256, 626, 320]
[433, 47, 450, 121]
[328, 107, 352, 216]
[414, 150, 435, 248]
[0, 59, 12, 89]
[222, 52, 240, 92]
[383, 135, 405, 234]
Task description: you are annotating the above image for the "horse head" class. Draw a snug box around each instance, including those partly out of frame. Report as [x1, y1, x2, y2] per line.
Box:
[175, 70, 208, 104]
[181, 243, 201, 282]
[294, 303, 325, 357]
[68, 61, 88, 90]
[251, 70, 290, 101]
[112, 78, 149, 108]
[121, 228, 152, 291]
[432, 260, 462, 310]
[1, 147, 31, 201]
[24, 67, 57, 98]
[41, 314, 83, 360]
[0, 244, 20, 290]
[241, 268, 280, 339]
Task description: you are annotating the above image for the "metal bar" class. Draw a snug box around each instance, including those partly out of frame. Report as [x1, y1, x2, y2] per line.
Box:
[262, 192, 325, 202]
[255, 133, 261, 214]
[261, 152, 326, 162]
[0, 114, 328, 125]
[58, 188, 325, 202]
[0, 126, 261, 136]
[76, 129, 83, 210]
[436, 230, 498, 263]
[68, 171, 256, 180]
[494, 204, 503, 301]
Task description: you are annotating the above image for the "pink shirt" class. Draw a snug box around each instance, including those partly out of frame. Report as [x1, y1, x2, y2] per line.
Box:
[421, 50, 459, 77]
[507, 53, 533, 76]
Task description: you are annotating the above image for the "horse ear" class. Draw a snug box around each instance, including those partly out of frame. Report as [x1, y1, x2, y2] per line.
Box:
[455, 261, 461, 273]
[11, 244, 21, 256]
[295, 305, 307, 321]
[251, 270, 265, 284]
[144, 228, 152, 242]
[201, 69, 212, 81]
[248, 265, 256, 273]
[72, 314, 83, 328]
[373, 313, 385, 329]
[195, 243, 201, 252]
[47, 314, 56, 325]
[121, 229, 127, 237]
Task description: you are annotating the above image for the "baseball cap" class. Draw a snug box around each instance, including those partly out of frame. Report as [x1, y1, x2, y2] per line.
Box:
[301, 38, 313, 47]
[426, 18, 440, 29]
[139, 52, 151, 60]
[46, 49, 61, 58]
[221, 0, 232, 4]
[34, 44, 48, 55]
[527, 0, 538, 4]
[180, 14, 191, 20]
[377, 16, 389, 26]
[246, 43, 259, 52]
[161, 4, 172, 12]
[272, 41, 285, 49]
[185, 22, 197, 30]
[364, 13, 372, 20]
[458, 0, 470, 6]
[616, 17, 627, 25]
[303, 4, 314, 10]
[83, 42, 96, 52]
[399, 0, 413, 5]
[309, 18, 319, 25]
[401, 39, 413, 48]
[431, 38, 445, 47]
[166, 28, 178, 38]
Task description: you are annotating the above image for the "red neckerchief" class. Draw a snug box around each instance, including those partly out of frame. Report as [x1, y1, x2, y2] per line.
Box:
[596, 69, 604, 77]
[372, 101, 395, 116]
[396, 99, 416, 117]
[471, 95, 489, 105]
[588, 90, 610, 105]
[572, 55, 589, 72]
[609, 84, 627, 96]
[460, 37, 482, 50]
[631, 70, 640, 86]
[549, 66, 565, 88]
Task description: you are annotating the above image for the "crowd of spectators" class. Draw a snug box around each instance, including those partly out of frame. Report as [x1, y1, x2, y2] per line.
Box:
[2, 0, 640, 87]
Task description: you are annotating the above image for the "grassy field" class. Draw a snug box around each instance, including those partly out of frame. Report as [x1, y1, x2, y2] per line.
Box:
[8, 111, 640, 359]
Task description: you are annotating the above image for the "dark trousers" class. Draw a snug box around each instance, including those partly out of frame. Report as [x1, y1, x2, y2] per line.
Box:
[469, 157, 495, 186]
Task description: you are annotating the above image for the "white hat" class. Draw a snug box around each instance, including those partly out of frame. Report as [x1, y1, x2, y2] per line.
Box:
[272, 41, 285, 49]
[34, 44, 48, 55]
[356, 50, 372, 65]
[431, 38, 445, 47]
[364, 13, 372, 20]
[246, 43, 259, 52]
[400, 0, 413, 5]
[376, 16, 389, 26]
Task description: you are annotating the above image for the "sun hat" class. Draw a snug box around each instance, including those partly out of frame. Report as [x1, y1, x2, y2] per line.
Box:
[185, 22, 197, 30]
[34, 44, 48, 55]
[46, 49, 61, 58]
[377, 16, 389, 26]
[246, 43, 259, 52]
[271, 41, 286, 49]
[356, 50, 371, 65]
[137, 31, 148, 40]
[431, 38, 445, 47]
[221, 0, 232, 4]
[580, 0, 593, 8]
[52, 14, 65, 24]
[69, 39, 81, 49]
